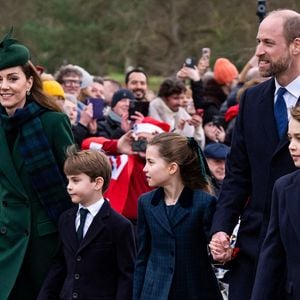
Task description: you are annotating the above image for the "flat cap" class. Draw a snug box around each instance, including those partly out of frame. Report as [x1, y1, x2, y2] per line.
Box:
[204, 142, 230, 160]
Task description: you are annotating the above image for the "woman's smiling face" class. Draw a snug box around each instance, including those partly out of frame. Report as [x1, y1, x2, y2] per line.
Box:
[0, 66, 33, 116]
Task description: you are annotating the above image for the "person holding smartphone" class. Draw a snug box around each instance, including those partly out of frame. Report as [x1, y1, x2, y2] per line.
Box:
[149, 78, 205, 148]
[97, 88, 138, 139]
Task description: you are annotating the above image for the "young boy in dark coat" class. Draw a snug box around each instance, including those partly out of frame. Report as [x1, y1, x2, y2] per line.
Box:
[38, 146, 136, 300]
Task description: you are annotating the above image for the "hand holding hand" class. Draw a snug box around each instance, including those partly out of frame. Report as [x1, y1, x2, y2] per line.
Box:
[209, 231, 232, 263]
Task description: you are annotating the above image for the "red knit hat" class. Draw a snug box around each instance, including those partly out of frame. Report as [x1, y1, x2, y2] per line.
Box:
[213, 58, 239, 85]
[133, 117, 170, 134]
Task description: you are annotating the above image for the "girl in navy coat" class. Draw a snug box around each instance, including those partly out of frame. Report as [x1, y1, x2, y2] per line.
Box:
[133, 132, 222, 300]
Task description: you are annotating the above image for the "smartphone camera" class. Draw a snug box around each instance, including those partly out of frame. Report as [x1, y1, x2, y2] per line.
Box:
[128, 100, 149, 120]
[86, 97, 104, 120]
[132, 139, 147, 153]
[184, 57, 196, 69]
[212, 115, 225, 128]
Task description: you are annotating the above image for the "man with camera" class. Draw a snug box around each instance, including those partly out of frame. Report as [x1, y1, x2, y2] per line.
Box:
[97, 88, 136, 139]
[149, 78, 205, 148]
[209, 9, 300, 300]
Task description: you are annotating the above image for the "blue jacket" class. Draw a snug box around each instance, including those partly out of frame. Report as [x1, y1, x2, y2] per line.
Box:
[133, 187, 222, 300]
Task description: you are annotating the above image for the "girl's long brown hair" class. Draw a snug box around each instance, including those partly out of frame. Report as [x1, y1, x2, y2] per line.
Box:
[148, 132, 214, 194]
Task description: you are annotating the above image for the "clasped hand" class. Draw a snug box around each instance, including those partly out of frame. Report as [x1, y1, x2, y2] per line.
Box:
[209, 231, 233, 263]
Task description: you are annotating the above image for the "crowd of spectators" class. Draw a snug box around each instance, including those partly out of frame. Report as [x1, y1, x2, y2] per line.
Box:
[1, 7, 300, 300]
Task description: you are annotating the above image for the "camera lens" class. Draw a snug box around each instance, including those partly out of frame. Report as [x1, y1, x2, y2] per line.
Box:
[257, 4, 266, 13]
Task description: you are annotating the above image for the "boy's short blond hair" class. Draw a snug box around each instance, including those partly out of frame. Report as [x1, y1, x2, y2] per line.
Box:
[64, 145, 112, 193]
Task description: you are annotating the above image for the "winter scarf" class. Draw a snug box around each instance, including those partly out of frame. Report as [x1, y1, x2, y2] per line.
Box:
[0, 101, 71, 221]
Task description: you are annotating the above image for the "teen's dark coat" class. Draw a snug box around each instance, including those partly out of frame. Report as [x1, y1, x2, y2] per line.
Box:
[38, 200, 136, 300]
[133, 187, 222, 300]
[251, 170, 300, 299]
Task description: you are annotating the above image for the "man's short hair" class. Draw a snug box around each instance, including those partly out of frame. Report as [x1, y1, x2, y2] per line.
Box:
[54, 65, 82, 84]
[103, 77, 122, 89]
[283, 15, 300, 44]
[158, 78, 186, 98]
[125, 68, 148, 84]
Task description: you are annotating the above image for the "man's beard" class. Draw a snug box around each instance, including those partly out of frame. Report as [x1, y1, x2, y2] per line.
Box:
[259, 53, 291, 78]
[133, 89, 146, 100]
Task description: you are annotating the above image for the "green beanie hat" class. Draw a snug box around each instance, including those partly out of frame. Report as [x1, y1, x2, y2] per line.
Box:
[0, 28, 30, 70]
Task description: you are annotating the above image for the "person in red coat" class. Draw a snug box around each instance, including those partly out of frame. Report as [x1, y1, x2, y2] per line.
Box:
[82, 117, 170, 225]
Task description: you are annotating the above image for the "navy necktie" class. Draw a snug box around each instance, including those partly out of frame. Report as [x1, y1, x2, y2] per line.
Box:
[274, 87, 288, 139]
[77, 208, 89, 242]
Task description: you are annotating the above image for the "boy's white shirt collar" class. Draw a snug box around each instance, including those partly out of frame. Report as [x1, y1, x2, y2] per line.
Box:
[78, 197, 105, 217]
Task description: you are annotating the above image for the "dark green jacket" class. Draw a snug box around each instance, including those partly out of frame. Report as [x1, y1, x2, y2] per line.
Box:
[0, 111, 74, 300]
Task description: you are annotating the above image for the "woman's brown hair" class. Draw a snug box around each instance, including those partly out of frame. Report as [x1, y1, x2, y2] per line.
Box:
[22, 61, 62, 112]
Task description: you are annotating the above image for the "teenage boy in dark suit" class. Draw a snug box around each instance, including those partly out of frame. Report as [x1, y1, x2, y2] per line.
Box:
[38, 146, 136, 300]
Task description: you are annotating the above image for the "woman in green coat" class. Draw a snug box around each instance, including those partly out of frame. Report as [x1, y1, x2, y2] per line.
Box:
[0, 29, 74, 299]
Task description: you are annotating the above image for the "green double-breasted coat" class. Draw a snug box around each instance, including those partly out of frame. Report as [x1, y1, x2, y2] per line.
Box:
[0, 110, 73, 299]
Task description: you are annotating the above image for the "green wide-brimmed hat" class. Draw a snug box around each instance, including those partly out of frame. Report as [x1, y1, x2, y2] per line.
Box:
[0, 28, 30, 70]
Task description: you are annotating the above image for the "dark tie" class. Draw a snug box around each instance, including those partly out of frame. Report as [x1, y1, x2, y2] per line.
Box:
[77, 208, 89, 242]
[274, 87, 288, 139]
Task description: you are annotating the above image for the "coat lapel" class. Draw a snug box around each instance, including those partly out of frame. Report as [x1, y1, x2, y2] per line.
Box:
[62, 207, 78, 253]
[258, 79, 279, 149]
[171, 187, 193, 228]
[151, 199, 173, 235]
[257, 78, 291, 158]
[12, 135, 25, 172]
[151, 188, 173, 234]
[77, 200, 109, 252]
[0, 127, 27, 198]
[150, 187, 193, 233]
